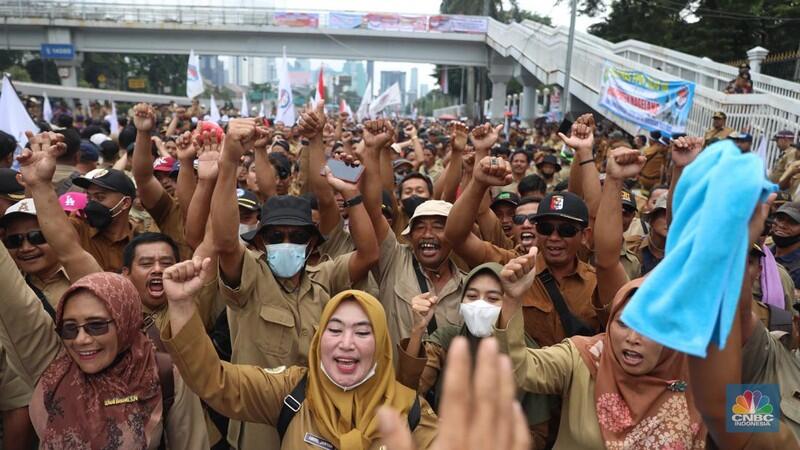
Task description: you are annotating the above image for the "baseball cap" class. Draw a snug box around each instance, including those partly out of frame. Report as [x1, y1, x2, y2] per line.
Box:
[0, 169, 25, 201]
[59, 192, 88, 213]
[401, 199, 453, 236]
[153, 156, 178, 173]
[73, 168, 137, 198]
[491, 191, 520, 209]
[712, 111, 727, 119]
[393, 159, 413, 171]
[236, 188, 260, 211]
[648, 195, 668, 218]
[0, 198, 37, 228]
[241, 195, 319, 242]
[79, 141, 100, 162]
[536, 154, 562, 171]
[89, 133, 111, 147]
[621, 189, 637, 212]
[729, 131, 753, 142]
[535, 192, 589, 225]
[776, 201, 800, 223]
[774, 130, 794, 140]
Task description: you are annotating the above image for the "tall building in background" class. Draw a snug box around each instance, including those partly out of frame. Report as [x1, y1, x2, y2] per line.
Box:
[380, 70, 406, 106]
[419, 83, 430, 97]
[199, 55, 226, 87]
[343, 60, 368, 95]
[407, 68, 419, 104]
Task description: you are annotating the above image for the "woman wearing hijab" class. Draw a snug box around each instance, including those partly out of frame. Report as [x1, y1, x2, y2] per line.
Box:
[0, 241, 208, 449]
[160, 257, 437, 450]
[494, 249, 706, 449]
[397, 262, 553, 449]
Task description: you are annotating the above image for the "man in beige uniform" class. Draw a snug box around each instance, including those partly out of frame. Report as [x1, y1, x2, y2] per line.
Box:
[770, 130, 800, 192]
[211, 118, 379, 450]
[0, 346, 35, 449]
[703, 111, 734, 144]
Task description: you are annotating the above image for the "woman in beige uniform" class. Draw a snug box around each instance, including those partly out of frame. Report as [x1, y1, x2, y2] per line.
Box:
[0, 241, 208, 449]
[161, 257, 438, 450]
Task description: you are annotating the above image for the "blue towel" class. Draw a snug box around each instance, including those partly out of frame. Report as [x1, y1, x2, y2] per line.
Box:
[620, 140, 777, 357]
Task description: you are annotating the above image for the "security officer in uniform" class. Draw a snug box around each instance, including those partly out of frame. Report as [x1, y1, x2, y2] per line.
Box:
[619, 188, 642, 280]
[703, 111, 734, 144]
[770, 130, 799, 189]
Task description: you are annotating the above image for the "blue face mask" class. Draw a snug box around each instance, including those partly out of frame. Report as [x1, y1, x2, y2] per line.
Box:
[266, 243, 308, 278]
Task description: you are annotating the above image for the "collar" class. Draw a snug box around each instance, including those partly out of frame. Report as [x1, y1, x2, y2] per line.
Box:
[88, 218, 135, 242]
[28, 266, 70, 286]
[319, 361, 377, 392]
[534, 251, 592, 281]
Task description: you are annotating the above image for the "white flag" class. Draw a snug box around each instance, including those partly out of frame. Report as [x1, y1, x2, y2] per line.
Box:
[276, 49, 295, 125]
[755, 136, 769, 176]
[104, 101, 119, 136]
[240, 92, 249, 117]
[369, 82, 402, 117]
[209, 95, 221, 123]
[356, 80, 372, 122]
[258, 101, 266, 117]
[0, 76, 38, 152]
[42, 92, 53, 123]
[186, 50, 204, 98]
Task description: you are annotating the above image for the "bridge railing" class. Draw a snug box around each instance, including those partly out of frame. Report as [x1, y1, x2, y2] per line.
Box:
[0, 2, 488, 34]
[486, 18, 800, 167]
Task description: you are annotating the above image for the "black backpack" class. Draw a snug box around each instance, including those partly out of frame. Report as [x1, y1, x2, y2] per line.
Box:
[276, 374, 421, 443]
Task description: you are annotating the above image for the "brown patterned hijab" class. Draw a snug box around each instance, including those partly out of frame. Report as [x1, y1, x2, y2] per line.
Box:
[571, 278, 706, 449]
[29, 272, 162, 449]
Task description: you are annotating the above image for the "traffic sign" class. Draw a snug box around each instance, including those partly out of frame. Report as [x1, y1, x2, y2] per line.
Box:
[40, 43, 75, 60]
[128, 78, 147, 89]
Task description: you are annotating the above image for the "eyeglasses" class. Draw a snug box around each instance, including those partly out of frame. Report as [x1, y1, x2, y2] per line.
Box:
[264, 228, 313, 245]
[57, 319, 114, 340]
[3, 230, 47, 249]
[535, 222, 581, 238]
[512, 214, 537, 225]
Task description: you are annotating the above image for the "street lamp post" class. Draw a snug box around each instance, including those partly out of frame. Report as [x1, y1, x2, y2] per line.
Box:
[562, 0, 578, 115]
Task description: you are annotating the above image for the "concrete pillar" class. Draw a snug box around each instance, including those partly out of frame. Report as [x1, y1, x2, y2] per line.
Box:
[746, 46, 769, 74]
[465, 66, 476, 119]
[488, 52, 514, 122]
[366, 60, 375, 97]
[46, 28, 79, 88]
[519, 69, 538, 127]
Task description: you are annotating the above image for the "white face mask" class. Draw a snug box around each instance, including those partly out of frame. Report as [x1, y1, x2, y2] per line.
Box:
[238, 223, 258, 242]
[460, 300, 502, 338]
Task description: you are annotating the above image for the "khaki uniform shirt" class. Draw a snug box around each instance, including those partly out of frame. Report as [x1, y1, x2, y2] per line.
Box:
[162, 312, 438, 450]
[219, 249, 352, 450]
[28, 267, 71, 310]
[377, 229, 466, 347]
[145, 190, 192, 261]
[420, 160, 444, 182]
[70, 216, 135, 273]
[769, 146, 799, 184]
[639, 144, 667, 190]
[0, 346, 31, 412]
[315, 223, 379, 298]
[704, 126, 733, 143]
[0, 243, 208, 450]
[741, 319, 800, 441]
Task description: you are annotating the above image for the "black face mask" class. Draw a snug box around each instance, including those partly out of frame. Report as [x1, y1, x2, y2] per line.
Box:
[84, 200, 113, 230]
[773, 233, 800, 248]
[401, 195, 427, 218]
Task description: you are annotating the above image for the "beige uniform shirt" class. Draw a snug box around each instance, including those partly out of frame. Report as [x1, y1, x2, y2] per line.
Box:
[0, 243, 208, 449]
[70, 216, 135, 273]
[219, 248, 352, 450]
[146, 190, 192, 261]
[0, 346, 31, 412]
[377, 229, 466, 347]
[162, 312, 438, 450]
[28, 267, 71, 310]
[704, 126, 733, 143]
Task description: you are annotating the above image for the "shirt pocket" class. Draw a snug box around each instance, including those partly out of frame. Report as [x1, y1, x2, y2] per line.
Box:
[257, 305, 295, 357]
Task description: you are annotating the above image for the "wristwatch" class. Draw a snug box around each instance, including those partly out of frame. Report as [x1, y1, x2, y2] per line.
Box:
[342, 195, 363, 208]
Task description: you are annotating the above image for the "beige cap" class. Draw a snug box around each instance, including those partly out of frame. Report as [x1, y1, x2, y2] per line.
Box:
[401, 200, 453, 236]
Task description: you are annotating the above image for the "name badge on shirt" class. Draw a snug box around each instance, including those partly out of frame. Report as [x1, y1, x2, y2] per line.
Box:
[304, 433, 336, 450]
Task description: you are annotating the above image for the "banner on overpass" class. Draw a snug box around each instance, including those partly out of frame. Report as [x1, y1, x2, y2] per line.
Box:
[329, 12, 363, 29]
[428, 15, 488, 33]
[273, 12, 319, 28]
[598, 63, 695, 136]
[365, 13, 427, 32]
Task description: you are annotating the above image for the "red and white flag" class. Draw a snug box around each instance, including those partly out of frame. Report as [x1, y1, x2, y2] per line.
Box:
[313, 64, 325, 105]
[339, 98, 353, 118]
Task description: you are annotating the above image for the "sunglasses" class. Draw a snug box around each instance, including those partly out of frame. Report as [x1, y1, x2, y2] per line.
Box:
[535, 222, 581, 238]
[264, 229, 312, 245]
[57, 319, 114, 340]
[3, 230, 47, 249]
[512, 214, 537, 225]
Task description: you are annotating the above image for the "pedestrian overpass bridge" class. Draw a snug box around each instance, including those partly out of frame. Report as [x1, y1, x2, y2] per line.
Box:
[3, 2, 800, 164]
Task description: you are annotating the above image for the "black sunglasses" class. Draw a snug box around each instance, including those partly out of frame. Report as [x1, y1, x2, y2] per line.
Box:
[512, 214, 537, 225]
[58, 319, 114, 340]
[3, 230, 47, 249]
[535, 222, 581, 238]
[264, 229, 312, 245]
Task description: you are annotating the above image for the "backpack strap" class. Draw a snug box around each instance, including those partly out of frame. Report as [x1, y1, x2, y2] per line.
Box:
[537, 269, 596, 337]
[24, 275, 57, 319]
[143, 314, 169, 353]
[277, 373, 308, 443]
[407, 396, 421, 432]
[154, 352, 175, 450]
[411, 258, 437, 335]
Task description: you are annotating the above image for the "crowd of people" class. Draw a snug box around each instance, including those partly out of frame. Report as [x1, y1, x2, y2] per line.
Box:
[0, 92, 798, 450]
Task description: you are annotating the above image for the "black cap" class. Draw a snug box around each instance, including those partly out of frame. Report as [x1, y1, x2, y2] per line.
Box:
[236, 188, 260, 211]
[0, 169, 24, 200]
[241, 195, 320, 242]
[73, 168, 136, 198]
[536, 192, 589, 225]
[536, 154, 562, 171]
[491, 191, 520, 209]
[621, 188, 637, 211]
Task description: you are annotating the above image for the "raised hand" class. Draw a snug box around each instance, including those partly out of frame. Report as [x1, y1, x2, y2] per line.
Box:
[196, 133, 221, 181]
[132, 103, 156, 133]
[297, 100, 327, 139]
[469, 123, 503, 152]
[559, 113, 595, 152]
[404, 124, 418, 140]
[17, 131, 64, 187]
[448, 121, 469, 154]
[175, 131, 196, 161]
[163, 256, 214, 305]
[473, 156, 513, 187]
[341, 130, 353, 145]
[321, 164, 360, 197]
[605, 147, 646, 181]
[671, 135, 704, 168]
[222, 118, 257, 162]
[253, 125, 274, 153]
[363, 119, 395, 150]
[500, 246, 538, 307]
[411, 292, 439, 333]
